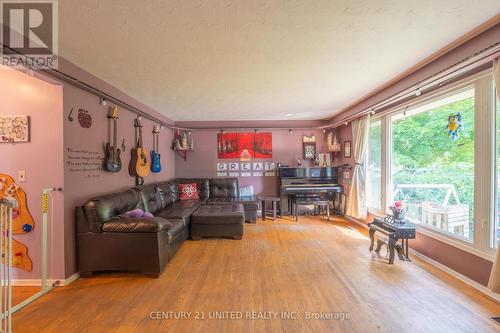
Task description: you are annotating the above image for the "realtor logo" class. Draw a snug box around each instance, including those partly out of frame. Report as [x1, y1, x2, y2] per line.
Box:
[1, 0, 58, 69]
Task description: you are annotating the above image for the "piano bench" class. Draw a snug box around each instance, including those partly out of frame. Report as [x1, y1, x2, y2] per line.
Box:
[374, 235, 405, 261]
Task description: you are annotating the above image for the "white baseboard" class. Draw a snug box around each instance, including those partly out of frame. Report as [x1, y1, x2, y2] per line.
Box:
[12, 272, 80, 287]
[344, 216, 500, 303]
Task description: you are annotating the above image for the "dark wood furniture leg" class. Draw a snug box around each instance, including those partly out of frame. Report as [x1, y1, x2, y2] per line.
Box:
[261, 200, 266, 221]
[404, 239, 411, 261]
[388, 237, 397, 264]
[369, 228, 375, 251]
[375, 239, 384, 252]
[293, 202, 299, 222]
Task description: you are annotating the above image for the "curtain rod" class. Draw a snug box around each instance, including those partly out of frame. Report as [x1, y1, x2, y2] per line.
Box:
[327, 42, 500, 128]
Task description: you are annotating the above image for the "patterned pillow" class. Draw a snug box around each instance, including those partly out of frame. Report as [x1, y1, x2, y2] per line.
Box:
[178, 183, 199, 200]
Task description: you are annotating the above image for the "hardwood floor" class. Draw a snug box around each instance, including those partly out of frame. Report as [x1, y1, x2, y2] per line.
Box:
[12, 216, 500, 333]
[12, 286, 40, 306]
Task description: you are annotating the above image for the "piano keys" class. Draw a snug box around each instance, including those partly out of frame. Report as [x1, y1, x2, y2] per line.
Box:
[277, 167, 343, 215]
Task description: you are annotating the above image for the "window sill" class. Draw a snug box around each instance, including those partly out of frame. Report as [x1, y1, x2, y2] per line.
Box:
[367, 211, 495, 262]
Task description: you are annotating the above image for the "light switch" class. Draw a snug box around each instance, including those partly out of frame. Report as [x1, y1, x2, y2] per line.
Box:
[18, 170, 26, 182]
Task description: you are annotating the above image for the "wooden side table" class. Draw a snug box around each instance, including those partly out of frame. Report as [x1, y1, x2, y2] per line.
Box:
[257, 195, 280, 221]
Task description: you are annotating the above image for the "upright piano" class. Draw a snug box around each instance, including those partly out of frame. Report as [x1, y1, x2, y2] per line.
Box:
[277, 167, 343, 215]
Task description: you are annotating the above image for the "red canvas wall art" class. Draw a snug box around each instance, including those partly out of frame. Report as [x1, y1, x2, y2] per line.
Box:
[217, 132, 238, 158]
[217, 132, 272, 159]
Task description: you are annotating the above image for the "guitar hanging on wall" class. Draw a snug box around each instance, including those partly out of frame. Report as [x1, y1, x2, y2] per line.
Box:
[103, 107, 122, 172]
[129, 117, 150, 182]
[150, 125, 161, 173]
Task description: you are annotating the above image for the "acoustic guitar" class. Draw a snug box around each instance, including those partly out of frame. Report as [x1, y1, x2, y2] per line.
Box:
[150, 125, 161, 173]
[129, 118, 150, 178]
[103, 107, 122, 172]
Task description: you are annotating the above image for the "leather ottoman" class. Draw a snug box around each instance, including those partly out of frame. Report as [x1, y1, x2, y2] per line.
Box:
[190, 203, 244, 240]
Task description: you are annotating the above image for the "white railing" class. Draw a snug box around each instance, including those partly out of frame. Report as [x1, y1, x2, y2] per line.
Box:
[393, 184, 461, 206]
[0, 198, 15, 333]
[393, 184, 471, 238]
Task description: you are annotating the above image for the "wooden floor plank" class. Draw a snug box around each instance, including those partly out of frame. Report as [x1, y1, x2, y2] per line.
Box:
[12, 216, 500, 333]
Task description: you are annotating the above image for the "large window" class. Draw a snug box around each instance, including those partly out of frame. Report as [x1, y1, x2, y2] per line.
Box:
[391, 88, 475, 241]
[367, 120, 382, 210]
[366, 71, 497, 258]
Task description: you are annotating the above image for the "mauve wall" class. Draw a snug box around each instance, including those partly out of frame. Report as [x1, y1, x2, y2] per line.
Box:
[0, 68, 65, 279]
[175, 129, 327, 196]
[62, 61, 175, 279]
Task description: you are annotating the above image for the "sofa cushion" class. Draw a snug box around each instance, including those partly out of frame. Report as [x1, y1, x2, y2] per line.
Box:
[156, 200, 201, 225]
[101, 217, 172, 233]
[138, 184, 164, 214]
[166, 219, 185, 242]
[179, 183, 200, 200]
[175, 178, 210, 198]
[191, 203, 244, 225]
[84, 189, 143, 231]
[155, 182, 179, 206]
[210, 178, 239, 198]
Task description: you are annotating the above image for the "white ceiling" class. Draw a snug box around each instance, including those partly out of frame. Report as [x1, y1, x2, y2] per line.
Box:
[59, 1, 500, 121]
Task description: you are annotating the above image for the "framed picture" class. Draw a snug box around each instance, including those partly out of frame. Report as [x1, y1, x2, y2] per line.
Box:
[303, 142, 316, 159]
[344, 141, 352, 158]
[0, 115, 30, 143]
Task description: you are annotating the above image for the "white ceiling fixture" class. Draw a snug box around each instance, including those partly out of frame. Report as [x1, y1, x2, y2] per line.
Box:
[59, 0, 500, 121]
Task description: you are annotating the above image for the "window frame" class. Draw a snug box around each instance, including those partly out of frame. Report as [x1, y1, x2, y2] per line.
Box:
[369, 69, 496, 261]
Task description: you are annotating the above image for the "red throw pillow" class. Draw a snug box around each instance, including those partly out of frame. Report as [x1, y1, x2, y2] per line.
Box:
[178, 183, 199, 200]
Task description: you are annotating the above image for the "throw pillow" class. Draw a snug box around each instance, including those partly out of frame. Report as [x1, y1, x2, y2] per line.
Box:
[179, 183, 199, 200]
[142, 212, 155, 219]
[120, 208, 144, 218]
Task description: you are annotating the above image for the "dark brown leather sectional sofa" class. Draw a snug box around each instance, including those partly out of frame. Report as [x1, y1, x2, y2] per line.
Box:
[76, 178, 259, 277]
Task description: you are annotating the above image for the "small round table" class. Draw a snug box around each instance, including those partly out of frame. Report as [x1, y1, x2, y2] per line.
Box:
[257, 195, 281, 221]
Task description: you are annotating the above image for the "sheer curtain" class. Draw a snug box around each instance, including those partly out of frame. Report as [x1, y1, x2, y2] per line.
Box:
[345, 114, 371, 219]
[488, 57, 500, 293]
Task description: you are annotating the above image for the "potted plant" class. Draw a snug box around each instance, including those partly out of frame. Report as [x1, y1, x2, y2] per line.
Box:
[390, 201, 406, 221]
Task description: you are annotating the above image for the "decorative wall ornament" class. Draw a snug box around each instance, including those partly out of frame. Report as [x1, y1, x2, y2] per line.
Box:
[327, 129, 341, 152]
[217, 132, 272, 159]
[344, 141, 352, 158]
[0, 115, 30, 143]
[447, 112, 464, 140]
[0, 174, 34, 271]
[217, 163, 227, 171]
[67, 108, 74, 122]
[77, 109, 92, 128]
[172, 130, 193, 161]
[302, 135, 316, 159]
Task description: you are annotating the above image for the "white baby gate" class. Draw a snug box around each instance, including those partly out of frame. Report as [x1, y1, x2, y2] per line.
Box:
[0, 198, 15, 333]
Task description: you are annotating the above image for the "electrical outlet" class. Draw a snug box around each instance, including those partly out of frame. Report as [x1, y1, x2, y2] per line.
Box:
[18, 170, 26, 182]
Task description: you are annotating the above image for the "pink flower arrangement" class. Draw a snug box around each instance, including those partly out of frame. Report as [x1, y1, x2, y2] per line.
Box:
[393, 201, 404, 209]
[390, 201, 406, 220]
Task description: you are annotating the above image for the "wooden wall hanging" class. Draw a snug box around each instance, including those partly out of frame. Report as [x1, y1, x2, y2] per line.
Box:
[0, 174, 33, 271]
